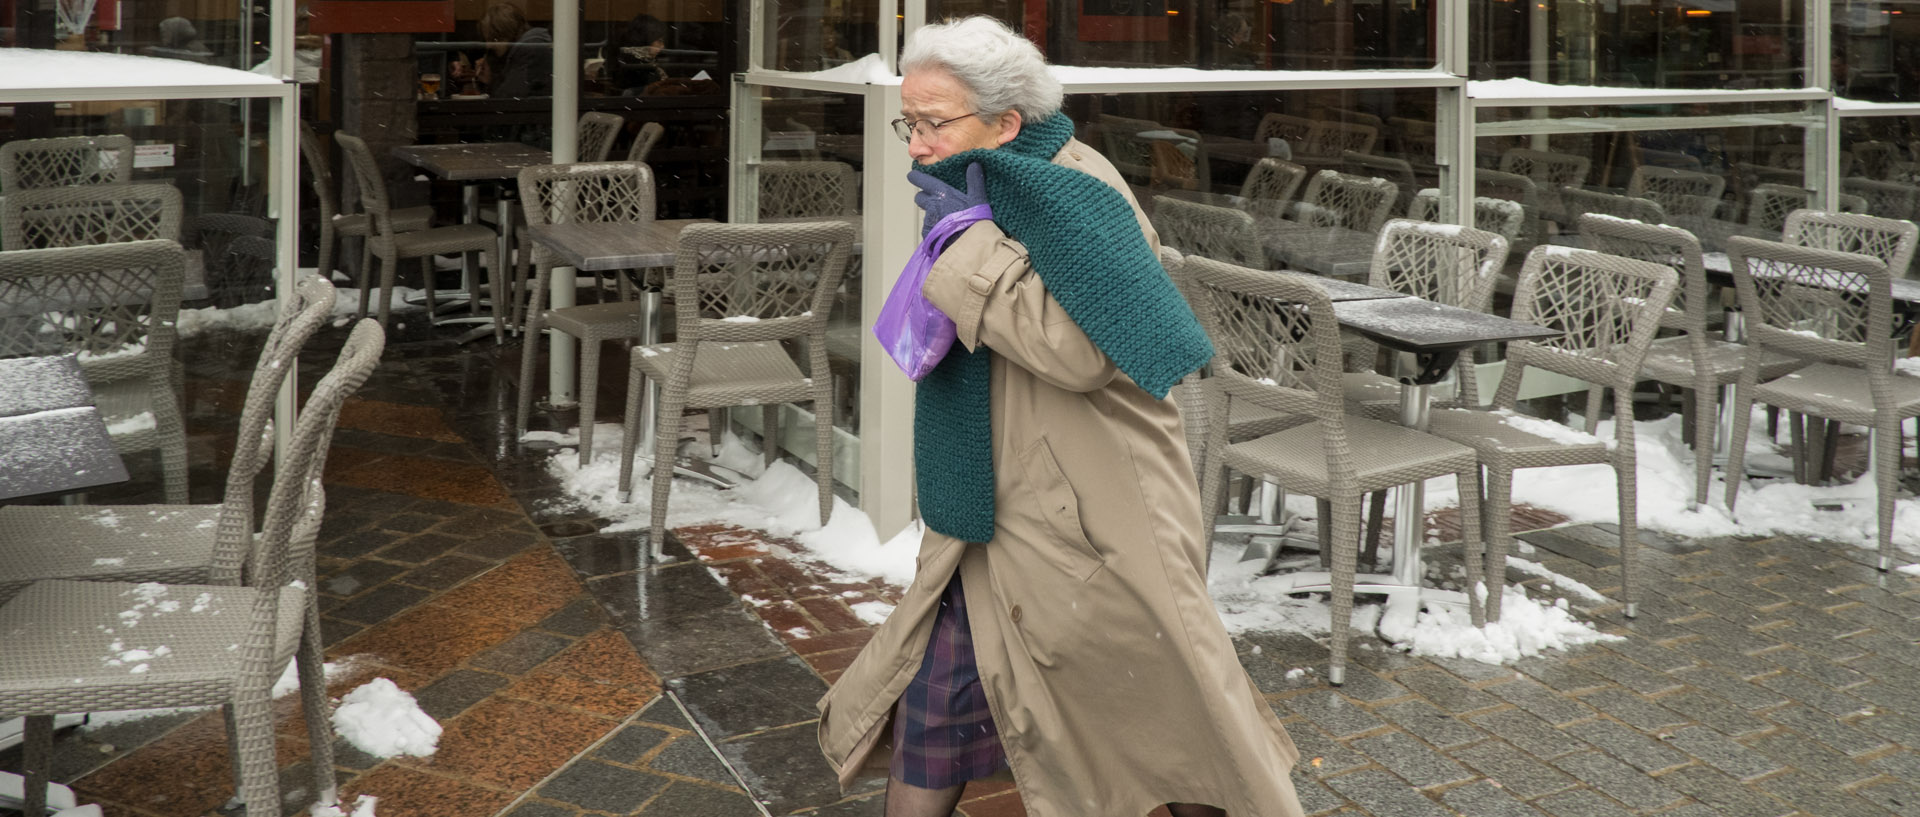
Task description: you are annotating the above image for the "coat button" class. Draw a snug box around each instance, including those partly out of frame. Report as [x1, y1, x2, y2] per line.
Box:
[1010, 605, 1023, 623]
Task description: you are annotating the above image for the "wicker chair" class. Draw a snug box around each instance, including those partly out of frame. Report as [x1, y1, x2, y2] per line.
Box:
[0, 317, 384, 817]
[1294, 170, 1398, 232]
[1, 182, 182, 250]
[1746, 184, 1870, 234]
[0, 135, 133, 191]
[0, 240, 191, 504]
[1238, 158, 1309, 220]
[1188, 257, 1484, 684]
[1783, 209, 1918, 279]
[1850, 140, 1904, 181]
[1425, 246, 1679, 622]
[0, 274, 335, 603]
[513, 161, 658, 463]
[627, 121, 666, 163]
[1152, 195, 1265, 267]
[758, 160, 857, 219]
[1407, 191, 1527, 246]
[616, 221, 855, 556]
[1722, 238, 1920, 572]
[1579, 215, 1803, 507]
[1628, 165, 1727, 232]
[1472, 168, 1545, 250]
[1342, 151, 1418, 216]
[1558, 186, 1666, 230]
[1500, 148, 1591, 225]
[1343, 220, 1513, 417]
[1841, 176, 1920, 222]
[191, 213, 272, 307]
[578, 111, 626, 162]
[297, 123, 433, 287]
[336, 132, 499, 333]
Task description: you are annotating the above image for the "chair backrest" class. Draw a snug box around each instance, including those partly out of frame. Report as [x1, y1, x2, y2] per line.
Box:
[1306, 119, 1378, 159]
[1389, 116, 1438, 166]
[1342, 150, 1416, 215]
[578, 112, 626, 162]
[518, 161, 657, 229]
[627, 121, 665, 163]
[1151, 195, 1264, 268]
[1632, 144, 1704, 172]
[332, 133, 395, 239]
[1367, 218, 1511, 313]
[1492, 245, 1679, 410]
[1, 183, 183, 250]
[0, 240, 184, 395]
[1255, 112, 1315, 146]
[668, 221, 856, 377]
[1558, 185, 1666, 227]
[1578, 214, 1708, 334]
[1500, 148, 1591, 191]
[1183, 256, 1348, 435]
[1851, 140, 1903, 180]
[1473, 168, 1540, 211]
[1726, 236, 1893, 371]
[1768, 145, 1856, 178]
[1406, 191, 1526, 244]
[296, 122, 340, 225]
[1238, 158, 1308, 219]
[1840, 176, 1919, 221]
[758, 160, 857, 219]
[1782, 209, 1918, 280]
[208, 272, 337, 583]
[1297, 170, 1397, 232]
[1628, 166, 1726, 220]
[0, 135, 134, 192]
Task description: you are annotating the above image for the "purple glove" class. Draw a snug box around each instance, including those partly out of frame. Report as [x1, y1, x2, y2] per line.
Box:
[907, 162, 989, 237]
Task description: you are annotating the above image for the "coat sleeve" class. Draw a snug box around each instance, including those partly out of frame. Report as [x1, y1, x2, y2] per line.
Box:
[921, 220, 1119, 393]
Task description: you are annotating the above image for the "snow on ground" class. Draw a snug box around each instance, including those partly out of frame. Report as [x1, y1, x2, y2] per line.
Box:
[176, 283, 426, 338]
[311, 795, 380, 817]
[331, 678, 440, 759]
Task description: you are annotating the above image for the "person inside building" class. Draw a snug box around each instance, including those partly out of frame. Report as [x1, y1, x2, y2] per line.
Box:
[604, 13, 672, 94]
[814, 14, 1307, 817]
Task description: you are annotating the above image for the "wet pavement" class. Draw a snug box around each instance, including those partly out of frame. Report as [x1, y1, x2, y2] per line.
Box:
[5, 318, 1920, 817]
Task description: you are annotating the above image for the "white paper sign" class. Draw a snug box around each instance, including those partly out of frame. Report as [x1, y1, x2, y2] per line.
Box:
[133, 144, 175, 168]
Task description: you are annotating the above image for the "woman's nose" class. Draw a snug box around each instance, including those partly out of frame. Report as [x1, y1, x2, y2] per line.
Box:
[908, 141, 935, 163]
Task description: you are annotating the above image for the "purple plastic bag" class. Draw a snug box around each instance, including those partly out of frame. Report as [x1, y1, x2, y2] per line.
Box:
[873, 204, 992, 380]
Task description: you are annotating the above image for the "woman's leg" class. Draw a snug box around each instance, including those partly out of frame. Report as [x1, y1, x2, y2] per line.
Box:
[1165, 803, 1226, 817]
[885, 776, 965, 817]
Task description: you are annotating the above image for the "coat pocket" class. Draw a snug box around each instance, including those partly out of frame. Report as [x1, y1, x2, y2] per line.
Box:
[1016, 436, 1106, 582]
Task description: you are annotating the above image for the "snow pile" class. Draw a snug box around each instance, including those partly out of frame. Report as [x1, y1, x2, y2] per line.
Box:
[849, 600, 896, 625]
[176, 283, 425, 338]
[331, 678, 440, 759]
[312, 795, 380, 817]
[1383, 586, 1623, 664]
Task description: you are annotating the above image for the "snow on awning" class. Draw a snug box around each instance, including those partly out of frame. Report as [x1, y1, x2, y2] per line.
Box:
[0, 49, 282, 97]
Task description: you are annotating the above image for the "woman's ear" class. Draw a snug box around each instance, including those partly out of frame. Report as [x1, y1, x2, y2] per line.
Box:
[995, 110, 1024, 147]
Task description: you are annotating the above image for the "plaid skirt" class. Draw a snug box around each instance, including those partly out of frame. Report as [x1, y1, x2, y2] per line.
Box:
[890, 574, 1009, 788]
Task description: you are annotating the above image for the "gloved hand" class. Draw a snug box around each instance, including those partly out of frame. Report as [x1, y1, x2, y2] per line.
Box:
[907, 162, 988, 237]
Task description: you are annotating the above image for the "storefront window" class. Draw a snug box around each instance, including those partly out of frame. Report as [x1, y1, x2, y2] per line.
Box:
[3, 0, 264, 72]
[1473, 0, 1805, 89]
[1833, 0, 1919, 101]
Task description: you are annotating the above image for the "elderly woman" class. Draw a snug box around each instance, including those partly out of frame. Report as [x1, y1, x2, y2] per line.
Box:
[816, 16, 1306, 817]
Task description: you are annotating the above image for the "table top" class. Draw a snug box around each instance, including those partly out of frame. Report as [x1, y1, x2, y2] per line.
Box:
[1264, 223, 1379, 278]
[1309, 276, 1410, 302]
[525, 220, 715, 271]
[393, 142, 553, 182]
[1331, 297, 1562, 353]
[0, 356, 129, 501]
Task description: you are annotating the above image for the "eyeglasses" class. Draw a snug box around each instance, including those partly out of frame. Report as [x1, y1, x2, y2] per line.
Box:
[890, 113, 983, 144]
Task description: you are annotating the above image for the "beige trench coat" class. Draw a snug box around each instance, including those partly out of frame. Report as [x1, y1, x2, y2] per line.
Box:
[816, 139, 1304, 817]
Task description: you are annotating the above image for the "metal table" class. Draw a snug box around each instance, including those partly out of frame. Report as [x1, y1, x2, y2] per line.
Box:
[392, 142, 552, 341]
[1258, 297, 1562, 638]
[0, 356, 129, 502]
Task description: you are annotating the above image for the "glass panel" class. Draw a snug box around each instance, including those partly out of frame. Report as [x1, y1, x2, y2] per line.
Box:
[3, 0, 262, 72]
[1840, 116, 1919, 219]
[762, 0, 886, 71]
[1472, 0, 1805, 89]
[923, 0, 1434, 69]
[1475, 101, 1815, 252]
[1832, 0, 1916, 101]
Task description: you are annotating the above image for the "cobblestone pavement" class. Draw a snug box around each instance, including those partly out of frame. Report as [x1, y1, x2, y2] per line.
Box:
[7, 322, 1919, 817]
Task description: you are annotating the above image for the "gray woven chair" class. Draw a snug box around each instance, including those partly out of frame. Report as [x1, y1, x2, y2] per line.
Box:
[1851, 140, 1904, 180]
[1, 182, 182, 250]
[1783, 209, 1918, 279]
[1841, 176, 1919, 222]
[1342, 150, 1418, 216]
[513, 161, 658, 463]
[0, 274, 335, 604]
[1425, 246, 1678, 622]
[616, 221, 855, 556]
[1293, 170, 1398, 232]
[1723, 237, 1920, 572]
[0, 134, 133, 191]
[1473, 168, 1544, 250]
[1558, 186, 1666, 230]
[579, 111, 626, 162]
[758, 160, 857, 219]
[1189, 257, 1485, 684]
[1499, 148, 1591, 224]
[1579, 215, 1803, 507]
[0, 239, 190, 504]
[1161, 248, 1301, 487]
[627, 121, 665, 163]
[0, 317, 384, 817]
[1238, 157, 1308, 220]
[1152, 195, 1265, 267]
[297, 123, 433, 288]
[1407, 190, 1527, 246]
[1628, 165, 1727, 233]
[1746, 184, 1870, 234]
[336, 132, 499, 334]
[1343, 219, 1513, 418]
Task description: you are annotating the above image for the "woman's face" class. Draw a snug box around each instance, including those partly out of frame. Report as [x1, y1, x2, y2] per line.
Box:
[900, 68, 1020, 165]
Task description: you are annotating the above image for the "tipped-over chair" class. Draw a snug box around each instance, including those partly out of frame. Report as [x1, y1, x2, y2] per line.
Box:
[617, 221, 855, 557]
[1, 317, 385, 817]
[0, 239, 190, 504]
[0, 273, 336, 603]
[335, 132, 500, 333]
[1723, 237, 1920, 572]
[1425, 246, 1678, 622]
[1190, 257, 1485, 684]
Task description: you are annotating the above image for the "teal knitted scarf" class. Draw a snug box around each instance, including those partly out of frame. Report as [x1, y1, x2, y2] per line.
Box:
[914, 112, 1214, 543]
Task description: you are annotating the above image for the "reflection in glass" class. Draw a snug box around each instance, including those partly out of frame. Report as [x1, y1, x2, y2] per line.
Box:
[1473, 0, 1805, 89]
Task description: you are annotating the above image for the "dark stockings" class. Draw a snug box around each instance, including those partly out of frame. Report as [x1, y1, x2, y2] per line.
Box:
[884, 775, 966, 817]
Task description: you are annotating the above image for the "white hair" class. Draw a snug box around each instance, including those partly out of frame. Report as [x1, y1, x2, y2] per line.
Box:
[901, 16, 1063, 123]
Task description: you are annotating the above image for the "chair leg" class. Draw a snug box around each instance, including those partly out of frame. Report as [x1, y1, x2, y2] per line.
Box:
[1326, 494, 1362, 686]
[1788, 412, 1807, 484]
[21, 714, 53, 815]
[299, 609, 340, 810]
[317, 222, 336, 288]
[1482, 468, 1516, 623]
[762, 404, 780, 468]
[1724, 387, 1757, 512]
[617, 359, 647, 497]
[812, 381, 835, 526]
[1456, 466, 1488, 629]
[156, 395, 190, 505]
[576, 338, 603, 465]
[1691, 383, 1720, 508]
[1875, 420, 1900, 572]
[516, 318, 546, 436]
[1818, 419, 1842, 485]
[230, 684, 279, 816]
[1361, 491, 1388, 571]
[1316, 498, 1333, 569]
[355, 238, 374, 321]
[1614, 455, 1641, 620]
[419, 256, 438, 319]
[485, 248, 505, 345]
[649, 388, 688, 558]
